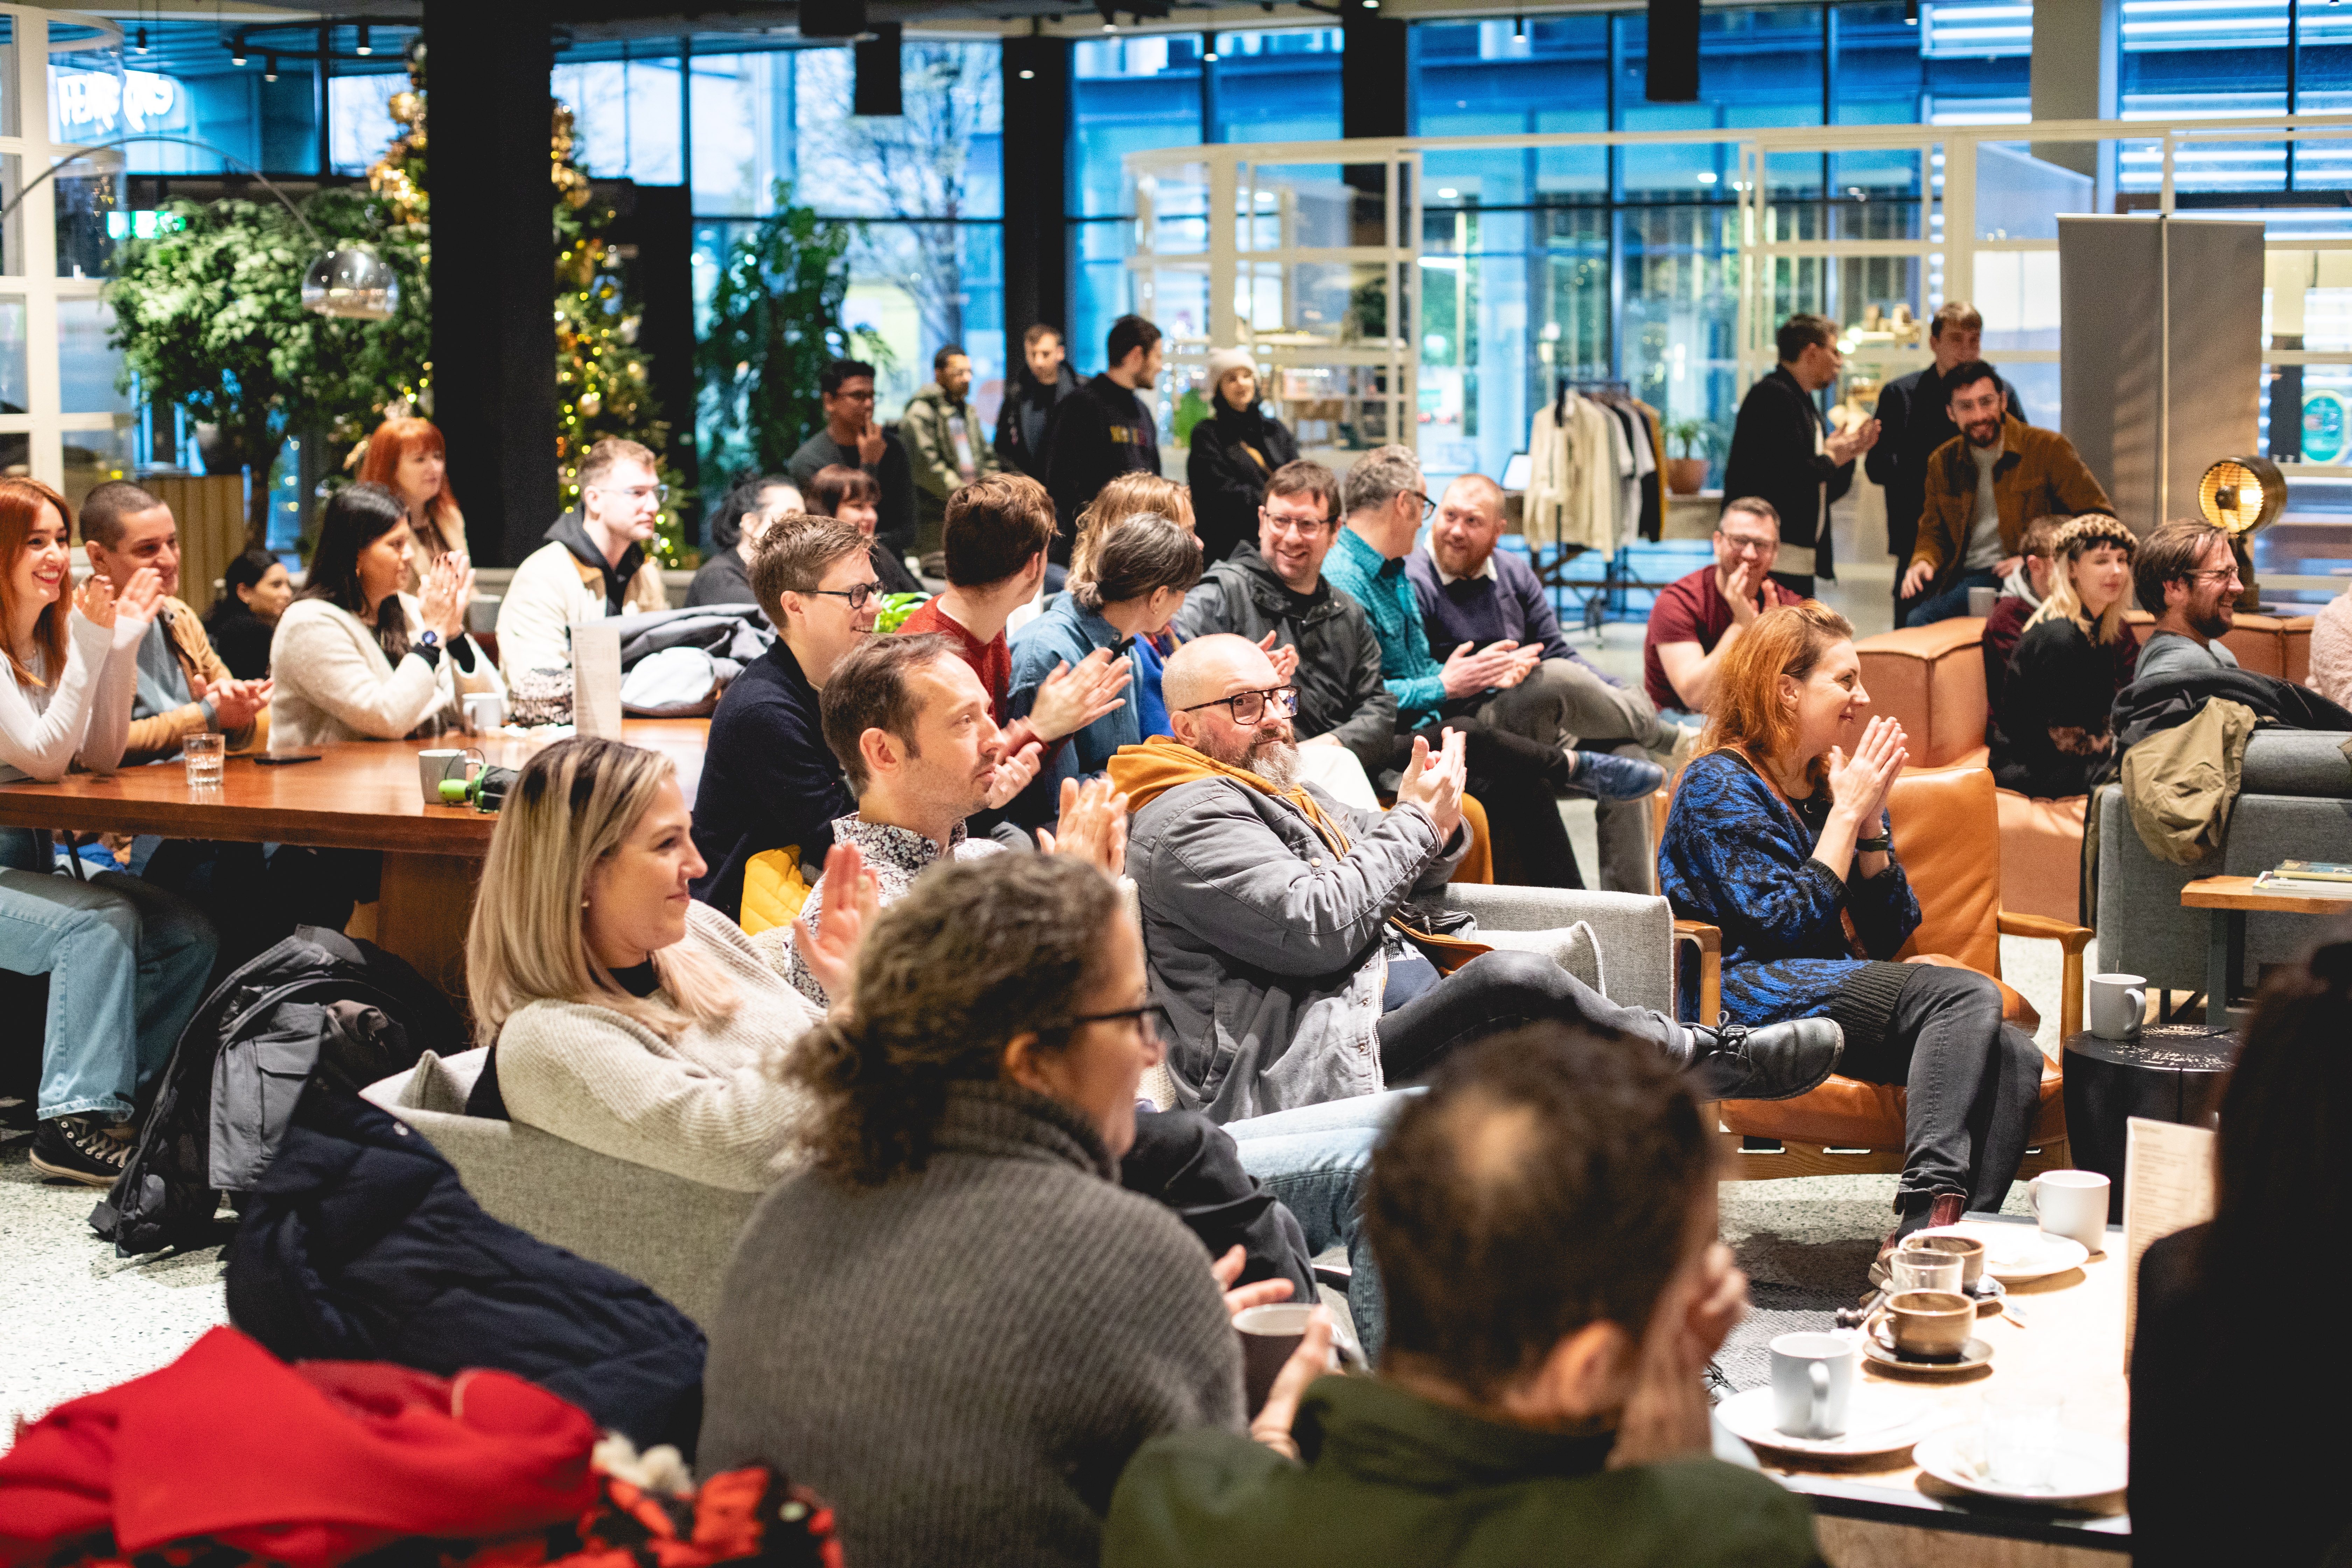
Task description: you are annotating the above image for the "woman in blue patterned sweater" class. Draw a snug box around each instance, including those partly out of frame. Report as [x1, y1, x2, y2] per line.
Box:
[1659, 601, 2044, 1269]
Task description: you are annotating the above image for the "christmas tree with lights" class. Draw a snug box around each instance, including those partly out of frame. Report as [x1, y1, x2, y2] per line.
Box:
[369, 47, 688, 561]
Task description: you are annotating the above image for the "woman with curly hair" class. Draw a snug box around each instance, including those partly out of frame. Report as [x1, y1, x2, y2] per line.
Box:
[698, 854, 1287, 1568]
[1989, 514, 2139, 798]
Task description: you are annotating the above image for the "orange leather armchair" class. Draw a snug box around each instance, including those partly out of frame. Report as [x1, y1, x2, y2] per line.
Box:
[1853, 620, 1990, 771]
[2121, 608, 2315, 681]
[1673, 765, 2088, 1181]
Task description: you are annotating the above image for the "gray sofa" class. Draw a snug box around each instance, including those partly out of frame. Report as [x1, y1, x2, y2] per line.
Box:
[2094, 729, 2352, 994]
[361, 1048, 758, 1325]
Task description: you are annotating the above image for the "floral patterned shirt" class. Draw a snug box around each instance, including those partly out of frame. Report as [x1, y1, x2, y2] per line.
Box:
[781, 814, 1005, 1005]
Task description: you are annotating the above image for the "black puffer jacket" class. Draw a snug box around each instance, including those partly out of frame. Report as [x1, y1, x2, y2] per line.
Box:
[2111, 667, 2352, 758]
[1168, 542, 1398, 776]
[1185, 404, 1299, 566]
[226, 1084, 707, 1454]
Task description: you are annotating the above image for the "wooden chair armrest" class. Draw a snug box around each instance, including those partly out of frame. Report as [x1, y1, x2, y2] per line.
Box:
[1673, 918, 1721, 1023]
[1997, 909, 2094, 1040]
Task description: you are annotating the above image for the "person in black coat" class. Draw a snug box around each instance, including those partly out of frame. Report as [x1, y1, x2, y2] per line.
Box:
[1185, 347, 1299, 566]
[686, 472, 801, 611]
[204, 548, 293, 680]
[1719, 313, 1879, 596]
[2132, 923, 2352, 1568]
[1864, 303, 2026, 621]
[1043, 314, 1163, 562]
[787, 358, 918, 560]
[1986, 516, 2138, 799]
[996, 324, 1080, 480]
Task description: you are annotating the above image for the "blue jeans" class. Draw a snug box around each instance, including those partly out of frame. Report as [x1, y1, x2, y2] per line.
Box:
[1904, 567, 2001, 628]
[1225, 1090, 1420, 1366]
[0, 830, 217, 1122]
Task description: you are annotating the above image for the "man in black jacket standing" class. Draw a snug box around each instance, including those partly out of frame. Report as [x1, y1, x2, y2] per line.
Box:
[1720, 313, 1878, 596]
[995, 323, 1079, 480]
[789, 358, 918, 560]
[1044, 313, 1163, 561]
[1865, 302, 2025, 622]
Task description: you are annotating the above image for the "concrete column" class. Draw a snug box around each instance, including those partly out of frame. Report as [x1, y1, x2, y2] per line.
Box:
[425, 0, 558, 567]
[2030, 0, 2120, 208]
[1002, 35, 1071, 351]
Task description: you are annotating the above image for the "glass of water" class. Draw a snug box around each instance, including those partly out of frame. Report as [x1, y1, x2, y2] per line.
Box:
[1890, 1246, 1965, 1295]
[183, 731, 224, 788]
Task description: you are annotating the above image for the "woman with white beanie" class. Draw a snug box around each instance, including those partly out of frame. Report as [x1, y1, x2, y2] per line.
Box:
[1185, 347, 1300, 565]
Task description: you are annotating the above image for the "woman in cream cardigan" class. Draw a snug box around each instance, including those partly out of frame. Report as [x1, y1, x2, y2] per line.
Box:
[268, 482, 500, 746]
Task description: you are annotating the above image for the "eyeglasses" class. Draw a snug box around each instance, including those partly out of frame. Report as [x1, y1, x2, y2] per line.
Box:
[1059, 1003, 1167, 1044]
[1718, 533, 1778, 556]
[1409, 491, 1438, 519]
[808, 581, 884, 610]
[1179, 685, 1298, 725]
[594, 484, 670, 504]
[832, 387, 877, 402]
[2188, 566, 2244, 584]
[1259, 507, 1334, 536]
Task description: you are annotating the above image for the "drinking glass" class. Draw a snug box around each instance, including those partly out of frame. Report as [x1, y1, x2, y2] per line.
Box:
[1890, 1246, 1964, 1295]
[182, 731, 224, 788]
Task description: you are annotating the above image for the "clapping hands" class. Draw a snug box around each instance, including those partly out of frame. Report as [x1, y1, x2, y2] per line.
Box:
[76, 566, 163, 631]
[1030, 646, 1132, 743]
[1037, 775, 1128, 875]
[982, 738, 1046, 810]
[1826, 713, 1907, 828]
[791, 842, 882, 1003]
[1395, 727, 1468, 839]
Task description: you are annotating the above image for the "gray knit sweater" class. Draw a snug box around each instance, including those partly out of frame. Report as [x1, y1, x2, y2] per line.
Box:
[697, 1081, 1245, 1568]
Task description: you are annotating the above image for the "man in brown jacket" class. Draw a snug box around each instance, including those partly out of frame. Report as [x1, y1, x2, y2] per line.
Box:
[81, 480, 268, 764]
[1900, 360, 2111, 626]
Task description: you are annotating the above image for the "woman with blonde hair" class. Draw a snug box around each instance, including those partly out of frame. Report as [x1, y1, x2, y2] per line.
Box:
[1991, 514, 2139, 798]
[1065, 474, 1197, 738]
[464, 734, 863, 1191]
[1658, 601, 2043, 1274]
[358, 414, 466, 566]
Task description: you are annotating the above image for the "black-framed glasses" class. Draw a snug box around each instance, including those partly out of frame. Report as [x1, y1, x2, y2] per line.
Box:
[1060, 1003, 1167, 1043]
[594, 483, 670, 504]
[2188, 566, 2244, 584]
[809, 581, 883, 610]
[1409, 491, 1438, 519]
[1259, 505, 1335, 536]
[1178, 685, 1298, 725]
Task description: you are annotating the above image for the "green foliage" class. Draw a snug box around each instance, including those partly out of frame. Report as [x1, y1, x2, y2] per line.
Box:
[1666, 417, 1720, 460]
[105, 191, 425, 544]
[696, 183, 865, 481]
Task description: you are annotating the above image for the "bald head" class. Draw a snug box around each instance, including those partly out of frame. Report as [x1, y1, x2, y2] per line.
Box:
[1161, 632, 1275, 715]
[1432, 473, 1508, 579]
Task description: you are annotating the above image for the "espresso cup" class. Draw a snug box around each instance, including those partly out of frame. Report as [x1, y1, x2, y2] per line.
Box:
[1914, 1230, 1987, 1290]
[1874, 1289, 1975, 1362]
[2086, 972, 2147, 1041]
[2028, 1169, 2110, 1254]
[1234, 1303, 1316, 1416]
[1769, 1331, 1858, 1438]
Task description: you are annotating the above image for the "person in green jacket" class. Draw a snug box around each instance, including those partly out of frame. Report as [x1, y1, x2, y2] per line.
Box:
[1104, 1023, 1825, 1568]
[902, 344, 1001, 559]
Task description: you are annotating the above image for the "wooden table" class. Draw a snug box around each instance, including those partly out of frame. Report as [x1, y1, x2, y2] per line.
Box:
[0, 721, 709, 1003]
[1756, 1215, 2132, 1563]
[2179, 875, 2347, 1026]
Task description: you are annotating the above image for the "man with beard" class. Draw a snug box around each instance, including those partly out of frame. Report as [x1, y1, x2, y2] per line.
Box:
[1901, 361, 2110, 626]
[1107, 635, 1844, 1124]
[2133, 519, 2244, 682]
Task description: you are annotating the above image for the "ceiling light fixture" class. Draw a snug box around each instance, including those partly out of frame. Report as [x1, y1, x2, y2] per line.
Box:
[263, 54, 278, 81]
[230, 37, 247, 65]
[356, 22, 372, 55]
[134, 26, 148, 54]
[1019, 66, 1036, 77]
[1904, 0, 1918, 23]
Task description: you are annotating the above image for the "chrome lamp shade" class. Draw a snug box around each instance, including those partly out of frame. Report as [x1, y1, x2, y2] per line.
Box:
[302, 247, 400, 321]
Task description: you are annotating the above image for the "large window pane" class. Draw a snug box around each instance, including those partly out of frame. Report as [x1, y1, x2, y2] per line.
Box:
[1209, 28, 1341, 144]
[1072, 36, 1204, 220]
[58, 298, 127, 415]
[553, 57, 684, 185]
[789, 42, 1003, 222]
[328, 71, 405, 176]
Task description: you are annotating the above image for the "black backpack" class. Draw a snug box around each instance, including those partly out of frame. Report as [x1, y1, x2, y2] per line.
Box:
[91, 925, 465, 1256]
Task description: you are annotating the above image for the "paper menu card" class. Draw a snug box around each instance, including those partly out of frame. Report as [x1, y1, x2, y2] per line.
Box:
[2123, 1116, 2217, 1368]
[570, 623, 624, 737]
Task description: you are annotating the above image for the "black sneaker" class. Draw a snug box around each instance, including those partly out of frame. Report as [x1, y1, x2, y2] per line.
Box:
[1684, 1015, 1844, 1101]
[30, 1114, 134, 1187]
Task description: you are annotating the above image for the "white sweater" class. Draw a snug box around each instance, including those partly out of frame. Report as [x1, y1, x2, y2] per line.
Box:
[2311, 589, 2352, 712]
[494, 902, 825, 1192]
[493, 537, 666, 681]
[1, 609, 144, 784]
[267, 595, 501, 747]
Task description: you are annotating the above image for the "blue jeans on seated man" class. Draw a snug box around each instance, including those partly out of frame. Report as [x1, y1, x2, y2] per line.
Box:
[0, 829, 217, 1122]
[1904, 567, 2001, 628]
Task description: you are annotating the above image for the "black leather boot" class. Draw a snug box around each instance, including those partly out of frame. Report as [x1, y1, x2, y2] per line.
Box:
[1681, 1015, 1844, 1102]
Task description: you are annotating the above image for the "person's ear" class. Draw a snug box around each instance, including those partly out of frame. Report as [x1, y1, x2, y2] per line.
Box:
[1503, 1320, 1638, 1427]
[1777, 672, 1801, 713]
[1169, 706, 1198, 747]
[1000, 1030, 1057, 1097]
[859, 726, 900, 783]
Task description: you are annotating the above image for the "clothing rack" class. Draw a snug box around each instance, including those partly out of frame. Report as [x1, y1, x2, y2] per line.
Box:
[1526, 543, 1673, 635]
[1552, 377, 1630, 421]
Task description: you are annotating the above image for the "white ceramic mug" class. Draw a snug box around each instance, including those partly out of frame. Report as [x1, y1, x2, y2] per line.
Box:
[417, 747, 483, 806]
[464, 691, 506, 735]
[1968, 585, 1998, 618]
[2086, 972, 2147, 1041]
[1769, 1331, 1857, 1438]
[2028, 1169, 2110, 1253]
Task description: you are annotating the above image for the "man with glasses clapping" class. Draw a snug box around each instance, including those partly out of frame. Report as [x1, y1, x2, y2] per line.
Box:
[494, 436, 672, 680]
[1642, 496, 1807, 724]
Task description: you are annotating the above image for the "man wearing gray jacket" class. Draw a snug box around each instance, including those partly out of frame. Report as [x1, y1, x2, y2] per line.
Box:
[1108, 634, 1843, 1123]
[1169, 460, 1396, 778]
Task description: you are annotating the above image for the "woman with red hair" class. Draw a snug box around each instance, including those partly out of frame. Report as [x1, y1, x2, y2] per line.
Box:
[0, 478, 217, 1187]
[359, 415, 466, 567]
[1658, 601, 2043, 1274]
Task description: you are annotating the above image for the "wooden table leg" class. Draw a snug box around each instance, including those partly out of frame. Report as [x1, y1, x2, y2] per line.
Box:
[374, 852, 482, 1006]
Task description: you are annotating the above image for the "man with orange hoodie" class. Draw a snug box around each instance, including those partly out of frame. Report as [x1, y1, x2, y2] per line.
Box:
[1109, 635, 1845, 1123]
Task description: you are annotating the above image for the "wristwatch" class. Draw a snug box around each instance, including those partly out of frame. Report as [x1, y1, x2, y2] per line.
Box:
[1855, 834, 1892, 853]
[416, 629, 441, 651]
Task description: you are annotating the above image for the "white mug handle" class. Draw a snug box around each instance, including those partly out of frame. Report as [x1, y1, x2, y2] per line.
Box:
[1808, 1359, 1829, 1434]
[2125, 987, 2145, 1032]
[2027, 1176, 2041, 1218]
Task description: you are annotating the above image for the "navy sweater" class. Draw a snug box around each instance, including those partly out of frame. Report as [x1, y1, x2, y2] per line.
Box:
[1657, 750, 1919, 1025]
[1402, 547, 1623, 691]
[689, 640, 854, 919]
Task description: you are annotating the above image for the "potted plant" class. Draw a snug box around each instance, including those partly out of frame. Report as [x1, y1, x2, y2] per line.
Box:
[1665, 419, 1716, 496]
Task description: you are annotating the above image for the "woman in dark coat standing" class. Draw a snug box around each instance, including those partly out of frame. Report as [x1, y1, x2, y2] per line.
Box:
[1186, 348, 1298, 566]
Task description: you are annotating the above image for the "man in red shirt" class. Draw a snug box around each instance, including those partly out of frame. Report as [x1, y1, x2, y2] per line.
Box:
[1642, 497, 1807, 721]
[896, 472, 1129, 763]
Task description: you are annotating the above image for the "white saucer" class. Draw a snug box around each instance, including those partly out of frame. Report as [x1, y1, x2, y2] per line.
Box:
[1971, 1231, 2091, 1282]
[1913, 1427, 2128, 1504]
[1715, 1386, 1945, 1458]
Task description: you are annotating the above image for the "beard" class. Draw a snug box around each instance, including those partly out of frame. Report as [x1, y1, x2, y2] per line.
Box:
[1247, 736, 1303, 786]
[2191, 593, 2236, 640]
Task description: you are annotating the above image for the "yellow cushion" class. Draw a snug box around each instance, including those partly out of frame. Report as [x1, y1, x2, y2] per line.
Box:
[738, 846, 811, 936]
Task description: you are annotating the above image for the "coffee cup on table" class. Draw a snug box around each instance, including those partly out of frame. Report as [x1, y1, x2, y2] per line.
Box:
[1968, 585, 1998, 618]
[2086, 973, 2147, 1041]
[2028, 1169, 2110, 1254]
[463, 691, 506, 735]
[1872, 1289, 1975, 1362]
[1234, 1303, 1316, 1416]
[1769, 1331, 1858, 1438]
[417, 747, 483, 806]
